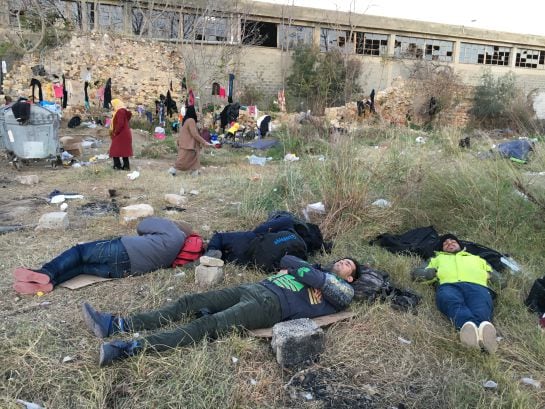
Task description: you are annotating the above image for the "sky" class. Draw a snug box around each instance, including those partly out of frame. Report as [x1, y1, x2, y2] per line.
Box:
[254, 0, 545, 37]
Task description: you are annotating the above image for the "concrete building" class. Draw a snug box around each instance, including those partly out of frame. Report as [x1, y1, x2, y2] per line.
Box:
[2, 0, 545, 115]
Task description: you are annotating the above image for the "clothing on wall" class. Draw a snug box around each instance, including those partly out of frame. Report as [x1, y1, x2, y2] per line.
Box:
[103, 78, 112, 109]
[62, 75, 68, 108]
[227, 74, 235, 100]
[30, 78, 43, 103]
[53, 83, 64, 99]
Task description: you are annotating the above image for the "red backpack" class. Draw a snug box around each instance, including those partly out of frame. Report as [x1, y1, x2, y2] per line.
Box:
[172, 233, 204, 267]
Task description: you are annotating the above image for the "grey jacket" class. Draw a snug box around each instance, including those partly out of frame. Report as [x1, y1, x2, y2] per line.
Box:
[121, 218, 186, 274]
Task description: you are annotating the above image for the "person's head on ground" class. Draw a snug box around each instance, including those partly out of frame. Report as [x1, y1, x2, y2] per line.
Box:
[438, 234, 462, 253]
[111, 99, 125, 112]
[173, 220, 194, 236]
[182, 105, 197, 125]
[331, 257, 361, 283]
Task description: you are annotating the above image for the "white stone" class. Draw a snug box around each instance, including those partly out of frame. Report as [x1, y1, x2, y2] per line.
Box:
[16, 175, 39, 185]
[195, 265, 224, 287]
[199, 256, 224, 267]
[164, 194, 187, 206]
[120, 204, 154, 224]
[37, 212, 69, 230]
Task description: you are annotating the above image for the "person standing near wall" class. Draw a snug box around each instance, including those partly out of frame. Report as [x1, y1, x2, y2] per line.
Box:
[109, 99, 133, 171]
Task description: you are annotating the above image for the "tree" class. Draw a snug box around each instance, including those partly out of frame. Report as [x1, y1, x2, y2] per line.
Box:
[286, 44, 362, 114]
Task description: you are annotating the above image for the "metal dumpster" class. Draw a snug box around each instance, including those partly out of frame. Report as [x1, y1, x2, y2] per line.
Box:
[0, 106, 8, 150]
[4, 104, 60, 167]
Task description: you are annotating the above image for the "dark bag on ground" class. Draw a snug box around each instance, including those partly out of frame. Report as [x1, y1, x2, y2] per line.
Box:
[266, 210, 329, 254]
[525, 277, 545, 314]
[67, 115, 81, 128]
[370, 226, 440, 259]
[246, 230, 307, 272]
[352, 266, 421, 313]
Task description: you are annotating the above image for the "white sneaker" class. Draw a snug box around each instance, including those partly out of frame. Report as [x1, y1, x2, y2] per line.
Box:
[478, 321, 498, 354]
[460, 321, 480, 349]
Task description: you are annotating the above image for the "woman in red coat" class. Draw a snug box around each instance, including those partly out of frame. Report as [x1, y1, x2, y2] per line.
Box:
[109, 99, 133, 170]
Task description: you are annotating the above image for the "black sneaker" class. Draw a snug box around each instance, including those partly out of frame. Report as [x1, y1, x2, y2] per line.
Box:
[99, 340, 136, 366]
[81, 302, 113, 338]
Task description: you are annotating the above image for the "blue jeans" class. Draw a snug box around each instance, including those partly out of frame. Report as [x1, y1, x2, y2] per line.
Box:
[436, 282, 493, 329]
[40, 238, 131, 285]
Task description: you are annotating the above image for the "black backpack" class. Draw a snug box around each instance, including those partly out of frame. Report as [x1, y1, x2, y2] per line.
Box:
[352, 266, 421, 313]
[246, 231, 308, 272]
[67, 115, 81, 128]
[525, 277, 545, 314]
[267, 210, 327, 254]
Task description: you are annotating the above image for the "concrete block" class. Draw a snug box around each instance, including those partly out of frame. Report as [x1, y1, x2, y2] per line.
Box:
[37, 212, 69, 230]
[164, 194, 187, 206]
[16, 175, 40, 185]
[271, 318, 325, 366]
[195, 265, 224, 287]
[199, 256, 224, 267]
[120, 204, 154, 224]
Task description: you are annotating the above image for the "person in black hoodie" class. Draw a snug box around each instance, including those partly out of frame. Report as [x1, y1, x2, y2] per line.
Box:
[81, 254, 361, 366]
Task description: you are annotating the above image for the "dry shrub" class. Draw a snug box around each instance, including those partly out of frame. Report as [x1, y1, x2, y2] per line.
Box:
[405, 60, 465, 128]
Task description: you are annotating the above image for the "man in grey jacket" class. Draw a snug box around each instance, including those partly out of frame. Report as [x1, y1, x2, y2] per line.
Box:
[12, 217, 190, 294]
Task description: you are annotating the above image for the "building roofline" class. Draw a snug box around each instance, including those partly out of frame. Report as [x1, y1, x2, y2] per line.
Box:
[245, 1, 545, 48]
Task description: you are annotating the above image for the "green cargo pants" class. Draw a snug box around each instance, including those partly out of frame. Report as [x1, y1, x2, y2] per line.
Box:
[127, 283, 282, 351]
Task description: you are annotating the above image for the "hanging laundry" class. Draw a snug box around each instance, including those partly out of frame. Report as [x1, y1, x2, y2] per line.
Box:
[188, 89, 195, 106]
[227, 74, 235, 100]
[219, 86, 226, 99]
[53, 82, 64, 99]
[212, 82, 220, 95]
[62, 74, 68, 108]
[30, 78, 43, 103]
[84, 81, 90, 110]
[103, 78, 112, 109]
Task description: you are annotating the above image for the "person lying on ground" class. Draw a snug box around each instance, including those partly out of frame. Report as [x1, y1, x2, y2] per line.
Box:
[81, 254, 361, 366]
[411, 234, 499, 353]
[203, 214, 323, 271]
[13, 217, 193, 295]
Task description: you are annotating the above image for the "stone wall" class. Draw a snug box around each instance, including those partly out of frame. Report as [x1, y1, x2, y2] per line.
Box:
[2, 33, 185, 112]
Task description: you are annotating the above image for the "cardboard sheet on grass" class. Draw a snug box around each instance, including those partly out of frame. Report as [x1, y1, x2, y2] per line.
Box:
[59, 274, 112, 289]
[249, 311, 355, 338]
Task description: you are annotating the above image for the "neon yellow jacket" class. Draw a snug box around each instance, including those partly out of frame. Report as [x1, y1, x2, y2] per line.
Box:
[427, 250, 491, 287]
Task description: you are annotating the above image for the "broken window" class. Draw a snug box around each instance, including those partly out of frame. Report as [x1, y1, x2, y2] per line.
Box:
[355, 32, 388, 56]
[96, 3, 123, 33]
[320, 28, 351, 52]
[394, 36, 453, 61]
[515, 48, 545, 69]
[459, 43, 510, 65]
[86, 2, 94, 30]
[278, 24, 313, 49]
[241, 20, 277, 47]
[183, 14, 230, 42]
[150, 9, 179, 39]
[51, 0, 82, 29]
[132, 8, 146, 36]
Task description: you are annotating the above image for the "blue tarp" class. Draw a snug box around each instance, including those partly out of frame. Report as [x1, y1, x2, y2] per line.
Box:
[497, 140, 534, 162]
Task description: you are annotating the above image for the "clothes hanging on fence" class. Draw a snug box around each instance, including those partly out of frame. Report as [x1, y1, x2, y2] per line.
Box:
[103, 78, 112, 109]
[62, 75, 68, 108]
[30, 78, 43, 103]
[227, 74, 235, 100]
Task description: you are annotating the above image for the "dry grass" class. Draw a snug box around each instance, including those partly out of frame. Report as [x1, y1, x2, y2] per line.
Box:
[1, 125, 545, 408]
